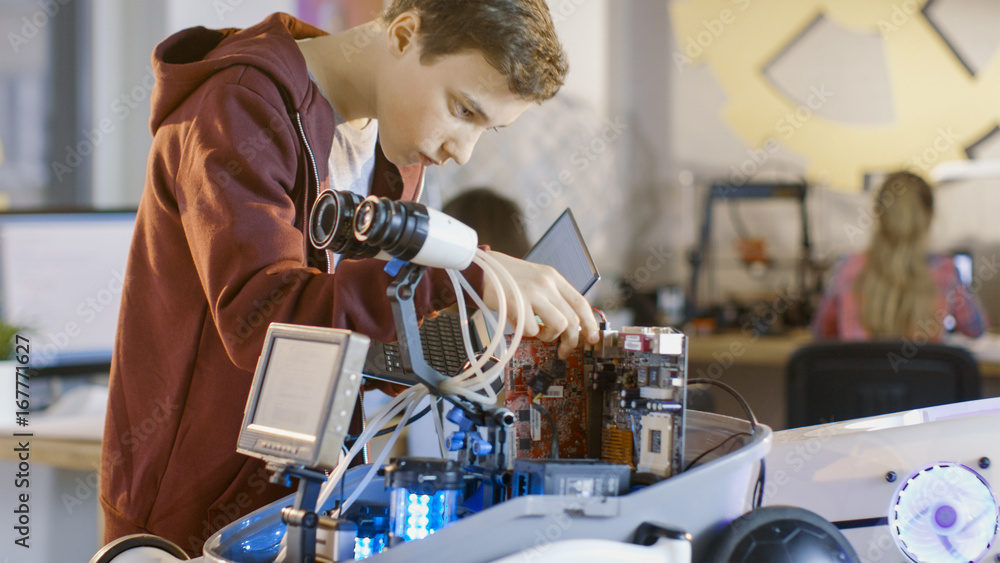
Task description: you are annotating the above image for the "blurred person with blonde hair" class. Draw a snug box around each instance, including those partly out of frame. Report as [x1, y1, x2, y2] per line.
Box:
[813, 171, 988, 341]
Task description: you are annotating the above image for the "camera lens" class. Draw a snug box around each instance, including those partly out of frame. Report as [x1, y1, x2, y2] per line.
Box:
[308, 190, 379, 258]
[354, 196, 430, 262]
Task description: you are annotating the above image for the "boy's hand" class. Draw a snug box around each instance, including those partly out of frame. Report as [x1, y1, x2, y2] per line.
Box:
[481, 250, 600, 359]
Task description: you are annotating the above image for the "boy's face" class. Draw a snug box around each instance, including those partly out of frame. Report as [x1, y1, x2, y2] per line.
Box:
[376, 43, 531, 168]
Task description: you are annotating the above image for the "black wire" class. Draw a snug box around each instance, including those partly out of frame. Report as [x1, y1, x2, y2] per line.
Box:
[342, 403, 433, 448]
[531, 403, 559, 459]
[685, 378, 764, 476]
[684, 431, 753, 472]
[338, 464, 346, 515]
[753, 459, 766, 509]
[687, 378, 759, 434]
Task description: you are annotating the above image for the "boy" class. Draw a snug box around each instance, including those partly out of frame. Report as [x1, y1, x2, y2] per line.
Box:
[100, 0, 596, 555]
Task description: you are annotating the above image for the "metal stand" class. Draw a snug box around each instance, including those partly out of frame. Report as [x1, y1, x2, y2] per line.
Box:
[271, 464, 328, 563]
[386, 262, 515, 426]
[385, 262, 516, 504]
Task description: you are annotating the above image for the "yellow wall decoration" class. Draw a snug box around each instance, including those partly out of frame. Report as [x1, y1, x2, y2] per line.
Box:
[669, 0, 1000, 191]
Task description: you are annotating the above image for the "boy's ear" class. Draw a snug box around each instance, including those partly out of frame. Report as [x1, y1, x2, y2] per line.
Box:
[386, 10, 421, 58]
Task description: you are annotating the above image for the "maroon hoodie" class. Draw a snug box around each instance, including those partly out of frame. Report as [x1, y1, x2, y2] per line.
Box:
[100, 13, 480, 555]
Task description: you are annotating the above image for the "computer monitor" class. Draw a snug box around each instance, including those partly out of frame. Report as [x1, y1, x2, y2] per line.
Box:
[952, 250, 973, 287]
[0, 210, 135, 367]
[237, 323, 370, 469]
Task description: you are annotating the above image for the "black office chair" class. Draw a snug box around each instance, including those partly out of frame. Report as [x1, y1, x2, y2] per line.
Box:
[786, 341, 981, 428]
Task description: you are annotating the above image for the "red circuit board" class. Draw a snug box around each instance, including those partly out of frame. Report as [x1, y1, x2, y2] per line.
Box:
[503, 337, 589, 460]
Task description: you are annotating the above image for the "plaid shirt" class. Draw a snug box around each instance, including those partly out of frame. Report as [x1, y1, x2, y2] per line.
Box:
[812, 254, 989, 341]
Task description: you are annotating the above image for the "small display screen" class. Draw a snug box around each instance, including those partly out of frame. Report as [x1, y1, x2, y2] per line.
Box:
[251, 337, 342, 438]
[523, 209, 600, 295]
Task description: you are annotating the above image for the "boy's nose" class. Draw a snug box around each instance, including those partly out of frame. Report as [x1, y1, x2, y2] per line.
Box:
[445, 129, 482, 166]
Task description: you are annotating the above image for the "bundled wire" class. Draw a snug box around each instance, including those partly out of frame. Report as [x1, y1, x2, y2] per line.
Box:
[310, 248, 524, 521]
[440, 249, 525, 405]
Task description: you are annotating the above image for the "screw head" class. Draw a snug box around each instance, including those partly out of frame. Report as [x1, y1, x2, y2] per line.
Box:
[980, 457, 991, 470]
[885, 471, 897, 483]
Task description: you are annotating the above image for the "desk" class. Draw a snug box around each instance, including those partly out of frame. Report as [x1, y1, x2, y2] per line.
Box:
[686, 330, 1000, 431]
[0, 434, 102, 471]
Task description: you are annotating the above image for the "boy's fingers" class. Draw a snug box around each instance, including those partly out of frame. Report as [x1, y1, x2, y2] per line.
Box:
[557, 281, 599, 342]
[530, 299, 568, 341]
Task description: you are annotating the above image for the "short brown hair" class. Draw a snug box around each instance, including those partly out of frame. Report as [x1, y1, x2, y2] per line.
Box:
[382, 0, 568, 103]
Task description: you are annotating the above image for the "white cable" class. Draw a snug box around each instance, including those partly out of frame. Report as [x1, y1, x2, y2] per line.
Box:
[456, 273, 508, 362]
[277, 387, 424, 561]
[449, 252, 512, 381]
[439, 260, 504, 404]
[453, 252, 507, 375]
[446, 269, 494, 395]
[431, 397, 448, 458]
[337, 386, 427, 514]
[441, 251, 525, 403]
[316, 386, 421, 511]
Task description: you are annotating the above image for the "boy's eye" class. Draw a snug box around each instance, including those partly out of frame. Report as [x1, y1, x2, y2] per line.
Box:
[454, 100, 476, 120]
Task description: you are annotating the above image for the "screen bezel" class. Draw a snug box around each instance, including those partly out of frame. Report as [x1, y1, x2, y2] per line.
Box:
[239, 324, 363, 468]
[523, 208, 601, 295]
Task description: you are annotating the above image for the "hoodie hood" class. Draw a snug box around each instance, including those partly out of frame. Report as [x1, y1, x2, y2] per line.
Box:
[149, 13, 324, 134]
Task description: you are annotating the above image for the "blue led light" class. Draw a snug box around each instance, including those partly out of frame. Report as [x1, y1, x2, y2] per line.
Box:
[353, 533, 387, 560]
[889, 462, 999, 563]
[390, 487, 459, 544]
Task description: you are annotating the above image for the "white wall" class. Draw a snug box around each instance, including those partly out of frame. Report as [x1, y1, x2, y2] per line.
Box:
[547, 0, 609, 114]
[166, 0, 296, 34]
[89, 0, 295, 208]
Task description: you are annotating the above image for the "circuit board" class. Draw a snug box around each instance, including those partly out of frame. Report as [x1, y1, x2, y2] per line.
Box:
[588, 327, 688, 477]
[502, 337, 589, 460]
[502, 327, 687, 478]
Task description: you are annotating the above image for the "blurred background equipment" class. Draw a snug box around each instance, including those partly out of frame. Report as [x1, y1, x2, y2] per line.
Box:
[688, 182, 820, 331]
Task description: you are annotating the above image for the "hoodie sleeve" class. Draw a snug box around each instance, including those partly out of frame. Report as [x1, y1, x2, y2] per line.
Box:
[173, 78, 475, 370]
